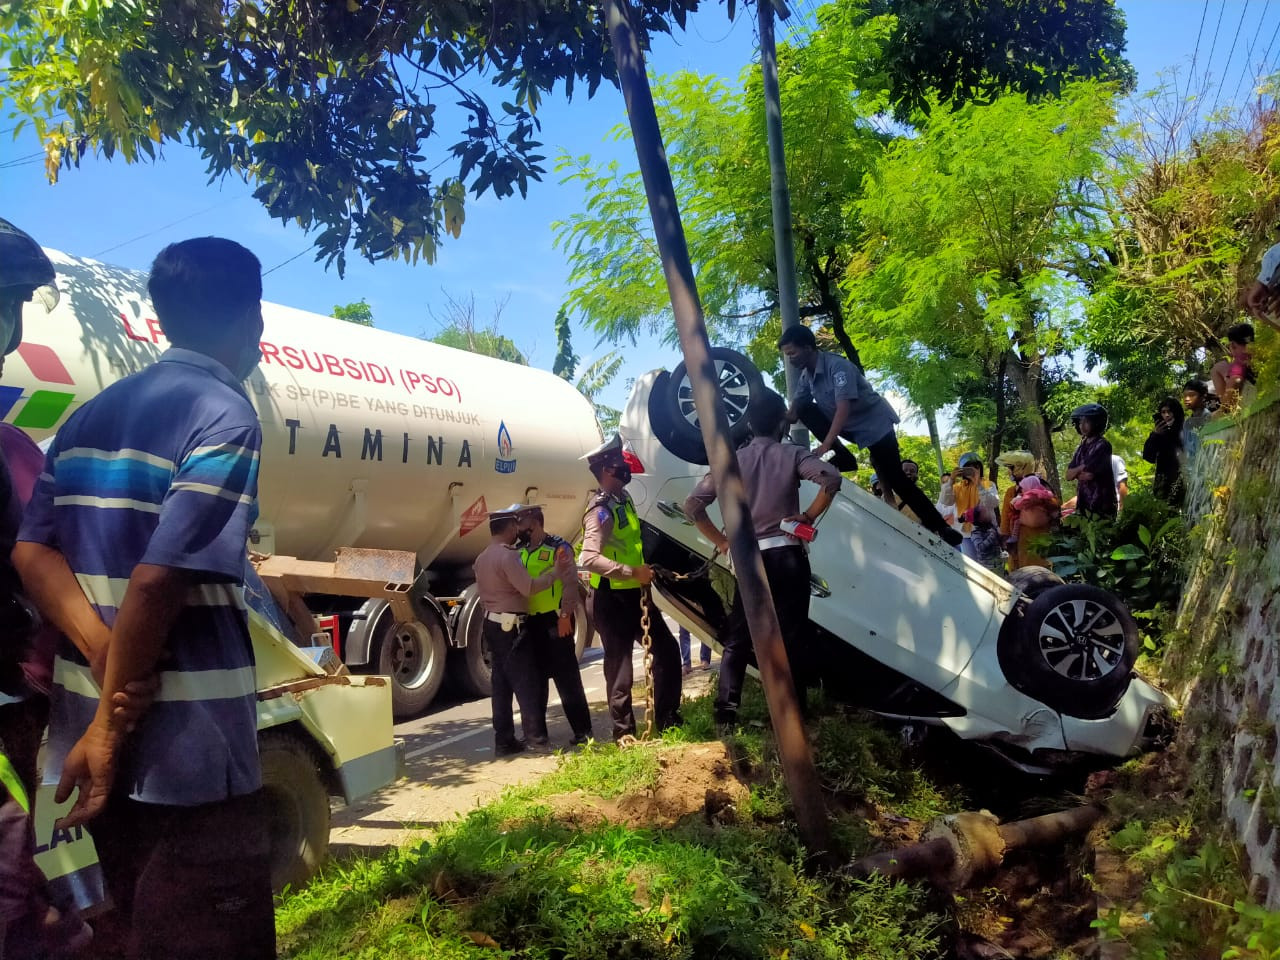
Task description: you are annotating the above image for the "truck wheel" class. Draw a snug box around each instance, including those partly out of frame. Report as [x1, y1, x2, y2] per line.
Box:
[447, 592, 491, 699]
[259, 731, 330, 894]
[374, 613, 447, 719]
[1009, 584, 1138, 720]
[659, 348, 763, 464]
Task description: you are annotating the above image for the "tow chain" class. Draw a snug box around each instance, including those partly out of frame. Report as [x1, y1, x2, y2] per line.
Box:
[617, 549, 720, 749]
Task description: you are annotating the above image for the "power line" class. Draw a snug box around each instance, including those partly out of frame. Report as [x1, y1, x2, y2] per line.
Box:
[1183, 0, 1211, 104]
[1231, 0, 1270, 105]
[1258, 17, 1280, 76]
[262, 248, 312, 277]
[1213, 0, 1250, 107]
[0, 151, 45, 170]
[1203, 0, 1228, 88]
[90, 195, 249, 257]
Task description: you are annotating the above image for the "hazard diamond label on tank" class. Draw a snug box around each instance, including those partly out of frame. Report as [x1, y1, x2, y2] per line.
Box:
[459, 496, 488, 536]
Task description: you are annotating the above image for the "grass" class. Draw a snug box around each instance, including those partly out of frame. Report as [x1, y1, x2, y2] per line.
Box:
[276, 681, 952, 959]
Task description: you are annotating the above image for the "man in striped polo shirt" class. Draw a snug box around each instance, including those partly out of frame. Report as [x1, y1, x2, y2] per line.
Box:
[14, 238, 273, 959]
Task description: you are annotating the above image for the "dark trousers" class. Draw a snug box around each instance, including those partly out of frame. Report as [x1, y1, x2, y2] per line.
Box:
[89, 790, 275, 960]
[716, 544, 812, 724]
[523, 612, 592, 740]
[485, 619, 547, 746]
[798, 401, 953, 538]
[587, 583, 682, 739]
[865, 431, 955, 538]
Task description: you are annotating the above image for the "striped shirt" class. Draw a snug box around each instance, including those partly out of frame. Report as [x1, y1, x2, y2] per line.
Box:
[19, 348, 263, 806]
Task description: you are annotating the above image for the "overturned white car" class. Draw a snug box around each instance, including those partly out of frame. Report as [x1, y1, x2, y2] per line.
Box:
[622, 348, 1172, 774]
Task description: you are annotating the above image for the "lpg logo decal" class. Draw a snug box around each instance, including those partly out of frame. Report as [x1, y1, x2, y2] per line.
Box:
[494, 421, 517, 474]
[1, 342, 77, 430]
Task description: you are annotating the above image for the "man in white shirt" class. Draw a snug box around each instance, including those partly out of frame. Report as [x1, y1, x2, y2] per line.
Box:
[1112, 454, 1129, 513]
[1244, 240, 1280, 331]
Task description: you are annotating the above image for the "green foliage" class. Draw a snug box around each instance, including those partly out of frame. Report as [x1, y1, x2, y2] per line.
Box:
[850, 80, 1118, 488]
[332, 299, 374, 327]
[552, 308, 578, 381]
[275, 687, 948, 960]
[573, 351, 625, 433]
[864, 0, 1135, 119]
[1047, 490, 1188, 642]
[0, 0, 706, 273]
[430, 325, 528, 365]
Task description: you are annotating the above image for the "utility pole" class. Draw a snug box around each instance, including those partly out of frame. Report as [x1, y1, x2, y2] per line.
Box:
[759, 0, 807, 445]
[604, 0, 830, 858]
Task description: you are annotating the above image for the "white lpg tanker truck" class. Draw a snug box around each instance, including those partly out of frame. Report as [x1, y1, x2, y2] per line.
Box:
[13, 250, 605, 719]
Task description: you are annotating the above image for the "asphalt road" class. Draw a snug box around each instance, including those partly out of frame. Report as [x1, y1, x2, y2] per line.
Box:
[329, 619, 718, 857]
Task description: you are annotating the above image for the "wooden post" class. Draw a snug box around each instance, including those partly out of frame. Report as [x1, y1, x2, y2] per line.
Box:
[604, 0, 830, 856]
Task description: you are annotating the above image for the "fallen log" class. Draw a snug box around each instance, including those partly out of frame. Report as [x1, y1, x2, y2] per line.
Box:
[846, 804, 1103, 890]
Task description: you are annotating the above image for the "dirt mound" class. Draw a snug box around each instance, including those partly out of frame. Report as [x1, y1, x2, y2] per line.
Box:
[544, 742, 749, 829]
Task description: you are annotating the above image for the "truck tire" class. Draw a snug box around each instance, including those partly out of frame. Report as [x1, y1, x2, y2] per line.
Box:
[373, 611, 447, 719]
[657, 348, 764, 464]
[258, 731, 330, 894]
[1008, 584, 1139, 720]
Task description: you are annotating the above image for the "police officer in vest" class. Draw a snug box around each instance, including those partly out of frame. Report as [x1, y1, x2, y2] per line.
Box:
[684, 389, 842, 731]
[579, 435, 682, 740]
[517, 505, 593, 746]
[473, 505, 572, 756]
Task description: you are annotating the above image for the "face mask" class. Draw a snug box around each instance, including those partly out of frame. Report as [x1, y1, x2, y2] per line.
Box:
[233, 345, 263, 381]
[613, 464, 632, 485]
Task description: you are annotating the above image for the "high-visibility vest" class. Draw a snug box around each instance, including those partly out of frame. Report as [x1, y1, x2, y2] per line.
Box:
[0, 750, 29, 815]
[523, 535, 567, 615]
[586, 494, 643, 590]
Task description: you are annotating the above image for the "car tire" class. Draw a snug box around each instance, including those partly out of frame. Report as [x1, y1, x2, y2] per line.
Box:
[1006, 565, 1065, 600]
[373, 610, 447, 719]
[1011, 584, 1139, 720]
[258, 731, 330, 894]
[657, 348, 764, 464]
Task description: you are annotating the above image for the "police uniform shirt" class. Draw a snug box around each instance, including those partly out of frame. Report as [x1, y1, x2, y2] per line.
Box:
[793, 350, 899, 448]
[524, 534, 578, 617]
[473, 541, 558, 614]
[579, 491, 640, 581]
[685, 437, 842, 539]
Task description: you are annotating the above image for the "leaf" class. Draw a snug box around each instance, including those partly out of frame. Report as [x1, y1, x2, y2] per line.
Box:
[1110, 544, 1146, 561]
[465, 931, 501, 949]
[1137, 525, 1151, 547]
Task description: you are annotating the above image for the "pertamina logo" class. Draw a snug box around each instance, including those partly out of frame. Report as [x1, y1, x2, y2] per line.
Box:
[494, 421, 517, 474]
[2, 343, 77, 430]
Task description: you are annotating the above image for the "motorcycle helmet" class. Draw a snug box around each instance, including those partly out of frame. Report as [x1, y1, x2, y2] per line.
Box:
[0, 218, 59, 357]
[1070, 402, 1109, 435]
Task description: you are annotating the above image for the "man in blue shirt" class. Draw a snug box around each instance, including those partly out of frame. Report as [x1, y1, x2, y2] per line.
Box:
[778, 325, 962, 547]
[14, 237, 274, 959]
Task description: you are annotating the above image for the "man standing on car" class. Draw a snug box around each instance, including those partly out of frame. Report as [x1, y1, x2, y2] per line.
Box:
[13, 237, 275, 959]
[517, 505, 593, 746]
[778, 325, 963, 548]
[684, 390, 841, 731]
[579, 435, 683, 740]
[473, 505, 569, 756]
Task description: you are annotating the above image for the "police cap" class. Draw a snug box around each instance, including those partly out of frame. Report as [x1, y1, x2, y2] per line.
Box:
[581, 433, 625, 467]
[488, 503, 527, 521]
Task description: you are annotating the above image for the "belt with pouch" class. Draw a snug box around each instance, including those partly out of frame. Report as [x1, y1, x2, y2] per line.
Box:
[485, 611, 526, 631]
[757, 534, 802, 552]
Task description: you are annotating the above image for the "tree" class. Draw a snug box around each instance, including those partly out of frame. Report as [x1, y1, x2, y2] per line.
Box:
[332, 300, 375, 327]
[850, 82, 1118, 491]
[556, 8, 890, 355]
[0, 0, 709, 274]
[1087, 78, 1280, 394]
[574, 352, 625, 433]
[552, 308, 579, 381]
[864, 0, 1134, 119]
[427, 292, 527, 364]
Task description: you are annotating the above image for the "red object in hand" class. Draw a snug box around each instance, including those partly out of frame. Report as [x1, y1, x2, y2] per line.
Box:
[779, 518, 818, 542]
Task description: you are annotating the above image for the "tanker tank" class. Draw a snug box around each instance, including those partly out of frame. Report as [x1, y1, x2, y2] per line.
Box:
[11, 251, 605, 569]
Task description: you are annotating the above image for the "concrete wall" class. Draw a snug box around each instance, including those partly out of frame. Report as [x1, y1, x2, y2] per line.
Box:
[1173, 394, 1280, 905]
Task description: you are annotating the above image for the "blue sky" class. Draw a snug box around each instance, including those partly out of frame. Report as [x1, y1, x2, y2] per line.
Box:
[0, 1, 1271, 419]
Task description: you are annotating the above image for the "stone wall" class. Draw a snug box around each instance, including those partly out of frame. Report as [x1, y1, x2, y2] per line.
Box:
[1172, 393, 1280, 905]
